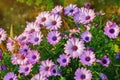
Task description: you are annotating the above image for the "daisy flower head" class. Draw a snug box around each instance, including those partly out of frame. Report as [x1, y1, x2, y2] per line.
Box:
[64, 38, 85, 58]
[0, 28, 6, 43]
[31, 73, 48, 80]
[36, 11, 50, 26]
[45, 14, 62, 30]
[81, 31, 92, 42]
[39, 59, 55, 77]
[104, 21, 120, 39]
[57, 54, 70, 67]
[19, 44, 30, 55]
[4, 72, 18, 80]
[29, 32, 43, 45]
[74, 67, 92, 80]
[18, 64, 32, 76]
[24, 22, 40, 34]
[26, 50, 40, 64]
[64, 4, 78, 16]
[47, 31, 61, 45]
[97, 55, 110, 67]
[74, 7, 95, 24]
[51, 5, 63, 15]
[51, 65, 61, 76]
[79, 50, 96, 66]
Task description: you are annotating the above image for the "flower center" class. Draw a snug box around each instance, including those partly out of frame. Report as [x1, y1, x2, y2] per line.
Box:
[41, 17, 46, 22]
[102, 59, 107, 64]
[80, 74, 86, 79]
[21, 36, 26, 40]
[72, 45, 78, 51]
[45, 67, 50, 71]
[85, 36, 89, 41]
[85, 57, 91, 61]
[9, 78, 13, 80]
[86, 16, 90, 20]
[109, 28, 115, 34]
[53, 69, 56, 73]
[24, 49, 28, 52]
[62, 59, 67, 63]
[52, 21, 57, 25]
[32, 55, 36, 59]
[52, 36, 57, 41]
[25, 67, 29, 72]
[70, 9, 74, 13]
[30, 29, 35, 33]
[0, 35, 1, 38]
[34, 37, 39, 42]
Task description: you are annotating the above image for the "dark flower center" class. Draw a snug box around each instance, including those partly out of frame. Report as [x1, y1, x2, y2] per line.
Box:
[70, 9, 74, 13]
[0, 35, 1, 38]
[53, 69, 56, 73]
[34, 37, 39, 42]
[30, 29, 35, 33]
[21, 36, 26, 40]
[32, 55, 36, 59]
[25, 67, 29, 72]
[24, 49, 28, 52]
[62, 59, 67, 63]
[102, 59, 107, 64]
[41, 17, 46, 22]
[85, 57, 91, 61]
[86, 16, 90, 20]
[45, 67, 50, 71]
[72, 45, 78, 51]
[52, 21, 57, 25]
[85, 36, 89, 41]
[52, 36, 57, 41]
[80, 74, 86, 79]
[9, 78, 13, 80]
[109, 29, 115, 34]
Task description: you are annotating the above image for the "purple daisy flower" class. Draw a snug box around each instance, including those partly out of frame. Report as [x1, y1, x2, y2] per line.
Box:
[99, 73, 107, 80]
[57, 54, 70, 67]
[74, 7, 95, 24]
[36, 11, 50, 26]
[47, 31, 61, 45]
[79, 50, 96, 66]
[26, 50, 40, 64]
[64, 38, 85, 58]
[31, 73, 48, 80]
[51, 5, 63, 15]
[81, 31, 92, 42]
[45, 14, 62, 30]
[96, 55, 110, 67]
[51, 65, 60, 76]
[0, 28, 6, 43]
[18, 64, 32, 76]
[39, 59, 55, 77]
[4, 72, 18, 80]
[11, 54, 28, 65]
[24, 22, 40, 34]
[74, 67, 92, 80]
[29, 32, 43, 45]
[104, 21, 120, 39]
[0, 65, 6, 71]
[64, 4, 78, 16]
[19, 44, 30, 55]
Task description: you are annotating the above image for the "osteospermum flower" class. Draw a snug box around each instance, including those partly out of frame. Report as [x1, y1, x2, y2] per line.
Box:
[19, 44, 30, 55]
[45, 14, 62, 30]
[64, 38, 85, 58]
[74, 7, 95, 24]
[24, 22, 40, 34]
[64, 4, 78, 16]
[79, 50, 96, 66]
[4, 72, 18, 80]
[11, 54, 28, 65]
[81, 31, 92, 42]
[18, 64, 32, 76]
[74, 67, 92, 80]
[97, 55, 110, 67]
[51, 5, 63, 15]
[47, 31, 61, 45]
[31, 74, 48, 80]
[26, 50, 40, 64]
[39, 59, 55, 77]
[0, 28, 6, 43]
[57, 54, 70, 67]
[104, 21, 120, 39]
[51, 65, 60, 76]
[29, 32, 42, 45]
[36, 11, 50, 26]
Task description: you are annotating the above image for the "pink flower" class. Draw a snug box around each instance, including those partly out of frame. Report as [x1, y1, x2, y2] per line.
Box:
[0, 28, 6, 43]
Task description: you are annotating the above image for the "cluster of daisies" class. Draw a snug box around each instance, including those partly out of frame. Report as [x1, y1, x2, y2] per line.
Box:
[0, 3, 120, 80]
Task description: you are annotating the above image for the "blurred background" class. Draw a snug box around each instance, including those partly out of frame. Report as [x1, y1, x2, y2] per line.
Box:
[0, 0, 120, 35]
